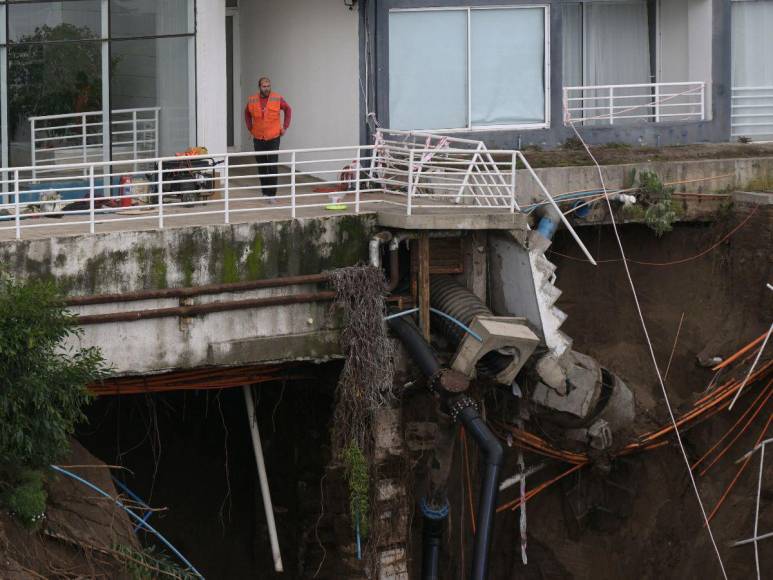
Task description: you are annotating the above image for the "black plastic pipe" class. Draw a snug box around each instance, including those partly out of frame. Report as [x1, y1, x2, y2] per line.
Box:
[458, 404, 503, 580]
[387, 315, 503, 580]
[421, 508, 445, 580]
[387, 315, 441, 378]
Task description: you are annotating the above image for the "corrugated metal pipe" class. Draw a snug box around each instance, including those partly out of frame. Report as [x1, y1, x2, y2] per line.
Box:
[387, 315, 503, 580]
[429, 276, 513, 377]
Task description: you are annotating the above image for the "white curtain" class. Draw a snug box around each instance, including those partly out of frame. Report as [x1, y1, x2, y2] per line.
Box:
[470, 8, 545, 125]
[732, 0, 773, 87]
[583, 2, 651, 123]
[584, 2, 651, 87]
[732, 0, 773, 139]
[388, 10, 468, 130]
[562, 3, 583, 88]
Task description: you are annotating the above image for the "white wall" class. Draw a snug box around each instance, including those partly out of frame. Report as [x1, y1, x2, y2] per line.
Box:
[238, 0, 360, 153]
[196, 0, 228, 154]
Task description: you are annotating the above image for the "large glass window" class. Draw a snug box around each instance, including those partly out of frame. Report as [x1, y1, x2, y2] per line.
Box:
[8, 40, 103, 166]
[388, 6, 549, 131]
[0, 0, 196, 171]
[111, 36, 194, 159]
[8, 0, 103, 42]
[110, 0, 194, 38]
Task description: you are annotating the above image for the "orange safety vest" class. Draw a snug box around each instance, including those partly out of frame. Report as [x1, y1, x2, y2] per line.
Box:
[247, 91, 283, 141]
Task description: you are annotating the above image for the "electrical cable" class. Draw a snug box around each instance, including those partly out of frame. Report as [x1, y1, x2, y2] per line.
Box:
[549, 203, 759, 267]
[566, 120, 729, 579]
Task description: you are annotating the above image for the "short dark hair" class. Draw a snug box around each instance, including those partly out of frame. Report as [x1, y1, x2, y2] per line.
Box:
[258, 76, 271, 86]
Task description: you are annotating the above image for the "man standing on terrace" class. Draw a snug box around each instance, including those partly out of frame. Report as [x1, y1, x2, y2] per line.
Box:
[244, 77, 292, 199]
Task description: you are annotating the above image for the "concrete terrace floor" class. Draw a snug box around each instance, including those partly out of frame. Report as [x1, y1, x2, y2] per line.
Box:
[0, 164, 520, 241]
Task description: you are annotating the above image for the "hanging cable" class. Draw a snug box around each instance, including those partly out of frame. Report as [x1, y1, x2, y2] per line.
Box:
[566, 120, 729, 580]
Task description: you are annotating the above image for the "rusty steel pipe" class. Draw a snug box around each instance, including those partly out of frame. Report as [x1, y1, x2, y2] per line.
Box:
[65, 273, 331, 306]
[75, 291, 337, 325]
[75, 293, 413, 326]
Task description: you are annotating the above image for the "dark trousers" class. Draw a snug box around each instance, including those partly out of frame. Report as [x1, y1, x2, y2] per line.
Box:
[253, 137, 281, 197]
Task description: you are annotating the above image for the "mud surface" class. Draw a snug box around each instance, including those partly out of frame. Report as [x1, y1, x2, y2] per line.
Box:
[0, 442, 137, 579]
[501, 204, 771, 579]
[521, 142, 773, 169]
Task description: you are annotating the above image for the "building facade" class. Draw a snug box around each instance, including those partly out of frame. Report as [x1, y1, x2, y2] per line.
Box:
[0, 0, 771, 178]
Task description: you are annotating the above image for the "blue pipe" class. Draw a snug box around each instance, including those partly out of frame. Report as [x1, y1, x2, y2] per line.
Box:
[384, 307, 483, 342]
[50, 465, 204, 578]
[428, 307, 483, 342]
[537, 216, 559, 240]
[355, 509, 362, 560]
[572, 199, 592, 218]
[112, 477, 154, 534]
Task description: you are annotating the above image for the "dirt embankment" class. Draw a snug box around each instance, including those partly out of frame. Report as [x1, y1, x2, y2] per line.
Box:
[1, 441, 138, 579]
[500, 203, 771, 579]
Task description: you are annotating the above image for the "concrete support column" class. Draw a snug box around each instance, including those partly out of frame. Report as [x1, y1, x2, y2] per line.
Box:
[196, 1, 228, 153]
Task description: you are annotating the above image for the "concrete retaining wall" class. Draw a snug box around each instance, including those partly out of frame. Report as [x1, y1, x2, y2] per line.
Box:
[0, 215, 376, 375]
[516, 155, 773, 205]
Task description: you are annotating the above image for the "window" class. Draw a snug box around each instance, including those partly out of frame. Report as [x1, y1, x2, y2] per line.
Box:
[388, 6, 549, 131]
[0, 0, 196, 171]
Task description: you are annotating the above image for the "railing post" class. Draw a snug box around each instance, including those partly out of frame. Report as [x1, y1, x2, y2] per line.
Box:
[406, 150, 415, 216]
[609, 86, 614, 125]
[157, 162, 164, 229]
[655, 83, 660, 123]
[30, 119, 37, 181]
[510, 152, 517, 213]
[290, 151, 296, 219]
[132, 111, 138, 175]
[224, 155, 230, 224]
[354, 148, 361, 214]
[88, 165, 95, 235]
[82, 114, 88, 163]
[700, 82, 705, 121]
[154, 108, 160, 158]
[14, 170, 20, 240]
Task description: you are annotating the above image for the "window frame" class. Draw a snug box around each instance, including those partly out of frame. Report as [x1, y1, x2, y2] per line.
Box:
[388, 4, 551, 132]
[0, 0, 197, 172]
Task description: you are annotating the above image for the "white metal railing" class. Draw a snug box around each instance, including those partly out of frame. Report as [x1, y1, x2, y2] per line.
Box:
[29, 107, 161, 177]
[373, 128, 516, 209]
[731, 86, 773, 142]
[563, 81, 705, 125]
[0, 144, 514, 238]
[0, 140, 595, 262]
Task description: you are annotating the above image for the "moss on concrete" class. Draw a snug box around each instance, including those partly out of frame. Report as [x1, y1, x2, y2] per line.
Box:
[0, 214, 376, 296]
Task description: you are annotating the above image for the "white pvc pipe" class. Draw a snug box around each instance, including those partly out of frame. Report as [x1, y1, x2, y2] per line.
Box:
[242, 385, 284, 573]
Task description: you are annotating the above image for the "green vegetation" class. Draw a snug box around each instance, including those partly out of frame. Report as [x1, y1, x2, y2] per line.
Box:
[0, 469, 46, 529]
[115, 544, 196, 580]
[637, 171, 682, 237]
[0, 275, 106, 527]
[343, 439, 370, 538]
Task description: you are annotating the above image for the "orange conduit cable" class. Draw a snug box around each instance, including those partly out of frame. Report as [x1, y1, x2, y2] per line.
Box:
[713, 332, 769, 371]
[496, 462, 587, 514]
[461, 426, 477, 535]
[549, 204, 760, 267]
[691, 381, 773, 471]
[699, 384, 773, 477]
[706, 413, 772, 524]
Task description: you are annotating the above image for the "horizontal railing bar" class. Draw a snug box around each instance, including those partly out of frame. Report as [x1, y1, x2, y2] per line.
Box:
[565, 81, 703, 91]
